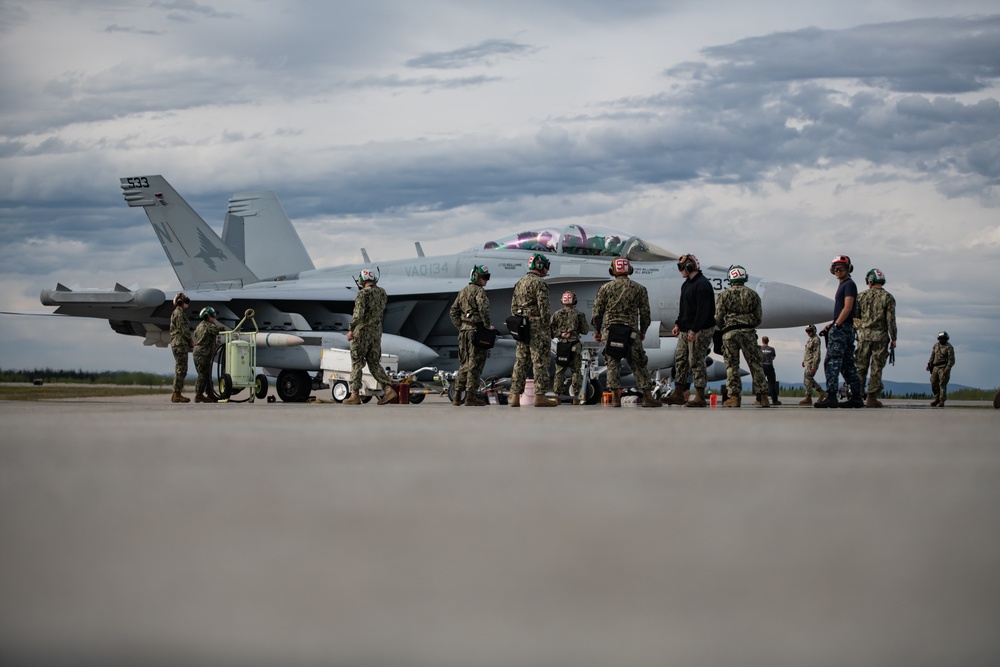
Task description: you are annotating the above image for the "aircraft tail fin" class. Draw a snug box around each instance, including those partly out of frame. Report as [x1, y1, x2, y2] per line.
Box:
[121, 176, 258, 290]
[222, 191, 315, 280]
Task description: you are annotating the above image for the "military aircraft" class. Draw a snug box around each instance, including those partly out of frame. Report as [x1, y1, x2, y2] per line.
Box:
[39, 175, 832, 402]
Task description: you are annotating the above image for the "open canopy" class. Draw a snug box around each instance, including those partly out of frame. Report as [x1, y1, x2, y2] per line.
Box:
[481, 224, 678, 263]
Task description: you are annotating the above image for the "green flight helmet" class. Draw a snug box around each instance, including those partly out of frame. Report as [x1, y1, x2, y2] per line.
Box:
[528, 253, 551, 272]
[199, 306, 217, 320]
[866, 268, 886, 285]
[470, 264, 491, 283]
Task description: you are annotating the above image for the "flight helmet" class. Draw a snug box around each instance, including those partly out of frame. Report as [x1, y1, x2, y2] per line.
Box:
[528, 253, 551, 273]
[805, 324, 816, 334]
[358, 268, 378, 285]
[173, 292, 190, 306]
[561, 291, 577, 305]
[199, 307, 216, 320]
[937, 331, 949, 342]
[610, 257, 633, 276]
[727, 264, 748, 284]
[470, 264, 491, 283]
[866, 268, 886, 285]
[830, 255, 853, 275]
[677, 254, 700, 272]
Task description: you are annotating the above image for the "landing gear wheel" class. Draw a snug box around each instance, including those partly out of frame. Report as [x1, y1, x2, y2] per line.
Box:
[331, 381, 350, 403]
[219, 373, 234, 400]
[408, 381, 425, 404]
[254, 374, 268, 400]
[584, 377, 603, 405]
[277, 369, 311, 402]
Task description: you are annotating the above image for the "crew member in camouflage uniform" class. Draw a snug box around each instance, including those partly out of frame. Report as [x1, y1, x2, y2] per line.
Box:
[798, 325, 826, 405]
[169, 292, 193, 403]
[815, 255, 863, 408]
[193, 306, 223, 403]
[344, 269, 397, 406]
[551, 290, 589, 405]
[592, 258, 661, 408]
[449, 264, 495, 407]
[509, 253, 558, 407]
[926, 331, 955, 408]
[666, 253, 716, 407]
[714, 265, 768, 407]
[854, 268, 897, 408]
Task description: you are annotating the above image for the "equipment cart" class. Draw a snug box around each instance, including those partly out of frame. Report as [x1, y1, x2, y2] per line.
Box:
[217, 309, 269, 402]
[321, 347, 398, 403]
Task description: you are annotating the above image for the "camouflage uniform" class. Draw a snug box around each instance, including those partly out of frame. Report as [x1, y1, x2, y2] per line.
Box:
[591, 276, 655, 391]
[714, 283, 767, 399]
[854, 286, 896, 397]
[193, 319, 223, 396]
[450, 282, 492, 396]
[802, 334, 822, 398]
[349, 283, 392, 393]
[510, 272, 553, 394]
[551, 304, 589, 397]
[169, 306, 192, 393]
[927, 341, 955, 405]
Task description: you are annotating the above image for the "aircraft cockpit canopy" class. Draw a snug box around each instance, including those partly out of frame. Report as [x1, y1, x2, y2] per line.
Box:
[482, 224, 677, 262]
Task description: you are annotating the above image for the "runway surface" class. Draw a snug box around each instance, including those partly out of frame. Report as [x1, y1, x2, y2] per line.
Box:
[2, 394, 999, 667]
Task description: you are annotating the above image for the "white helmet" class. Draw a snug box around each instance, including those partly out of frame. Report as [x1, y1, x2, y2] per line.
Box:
[358, 268, 378, 284]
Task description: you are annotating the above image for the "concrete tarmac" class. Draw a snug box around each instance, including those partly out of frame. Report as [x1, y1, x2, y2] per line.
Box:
[1, 394, 999, 667]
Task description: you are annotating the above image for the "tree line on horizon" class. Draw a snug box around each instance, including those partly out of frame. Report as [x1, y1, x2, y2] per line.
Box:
[0, 368, 171, 386]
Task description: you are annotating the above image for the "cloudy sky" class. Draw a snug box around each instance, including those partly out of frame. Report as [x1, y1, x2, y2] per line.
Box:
[1, 0, 998, 390]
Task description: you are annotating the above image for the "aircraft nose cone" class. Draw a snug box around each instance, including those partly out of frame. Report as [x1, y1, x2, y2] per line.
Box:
[758, 282, 833, 329]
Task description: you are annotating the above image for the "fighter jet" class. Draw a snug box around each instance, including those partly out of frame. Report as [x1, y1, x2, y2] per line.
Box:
[40, 175, 831, 402]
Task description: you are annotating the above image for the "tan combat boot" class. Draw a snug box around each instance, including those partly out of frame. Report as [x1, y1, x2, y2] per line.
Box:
[343, 391, 362, 405]
[758, 393, 770, 408]
[171, 392, 190, 403]
[663, 390, 687, 406]
[194, 393, 206, 403]
[817, 390, 828, 403]
[465, 392, 487, 406]
[572, 398, 582, 406]
[722, 395, 741, 408]
[685, 387, 707, 408]
[451, 390, 464, 407]
[509, 393, 520, 407]
[378, 385, 398, 405]
[799, 396, 813, 406]
[641, 389, 662, 407]
[929, 398, 940, 407]
[534, 393, 559, 407]
[865, 393, 883, 408]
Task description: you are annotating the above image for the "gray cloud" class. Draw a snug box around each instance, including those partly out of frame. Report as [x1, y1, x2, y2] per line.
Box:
[690, 16, 1000, 94]
[406, 39, 536, 69]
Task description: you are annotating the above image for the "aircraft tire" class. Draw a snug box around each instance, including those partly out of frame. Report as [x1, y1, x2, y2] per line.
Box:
[277, 369, 311, 402]
[584, 377, 603, 405]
